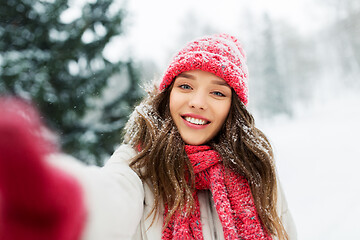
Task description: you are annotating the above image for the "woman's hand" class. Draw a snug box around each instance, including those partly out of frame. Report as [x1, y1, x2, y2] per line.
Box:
[0, 98, 86, 240]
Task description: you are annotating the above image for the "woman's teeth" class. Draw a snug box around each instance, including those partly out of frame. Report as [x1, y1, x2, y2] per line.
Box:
[184, 117, 207, 125]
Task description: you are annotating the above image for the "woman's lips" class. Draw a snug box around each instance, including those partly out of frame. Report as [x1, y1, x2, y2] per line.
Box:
[183, 116, 207, 125]
[181, 114, 210, 129]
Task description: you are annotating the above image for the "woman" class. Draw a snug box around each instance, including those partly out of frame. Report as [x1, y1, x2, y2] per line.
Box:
[0, 34, 297, 240]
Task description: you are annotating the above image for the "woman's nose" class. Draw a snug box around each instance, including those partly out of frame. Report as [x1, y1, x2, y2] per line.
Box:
[188, 91, 207, 110]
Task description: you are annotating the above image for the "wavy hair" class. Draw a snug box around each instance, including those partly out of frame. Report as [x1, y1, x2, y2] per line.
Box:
[123, 82, 288, 239]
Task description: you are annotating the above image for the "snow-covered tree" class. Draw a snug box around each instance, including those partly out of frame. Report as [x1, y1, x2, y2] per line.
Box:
[255, 14, 290, 118]
[0, 0, 143, 165]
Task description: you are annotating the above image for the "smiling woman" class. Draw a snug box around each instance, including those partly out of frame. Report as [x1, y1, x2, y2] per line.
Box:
[0, 34, 297, 240]
[124, 34, 296, 239]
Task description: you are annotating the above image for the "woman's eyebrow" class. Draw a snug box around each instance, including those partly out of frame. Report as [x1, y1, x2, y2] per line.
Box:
[177, 73, 195, 79]
[211, 79, 229, 86]
[177, 73, 229, 87]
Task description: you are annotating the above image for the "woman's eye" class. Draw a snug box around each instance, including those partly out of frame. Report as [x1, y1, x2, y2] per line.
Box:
[212, 91, 225, 97]
[179, 84, 191, 90]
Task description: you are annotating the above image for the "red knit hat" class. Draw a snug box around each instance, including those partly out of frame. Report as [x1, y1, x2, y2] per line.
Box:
[160, 34, 249, 105]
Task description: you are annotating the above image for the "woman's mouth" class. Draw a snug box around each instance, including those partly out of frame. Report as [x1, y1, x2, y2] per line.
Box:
[182, 115, 210, 125]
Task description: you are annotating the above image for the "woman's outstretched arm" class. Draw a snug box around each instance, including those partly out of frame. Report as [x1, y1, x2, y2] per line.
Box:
[0, 98, 144, 240]
[0, 98, 86, 240]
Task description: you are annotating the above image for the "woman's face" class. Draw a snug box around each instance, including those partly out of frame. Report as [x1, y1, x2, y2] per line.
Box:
[169, 70, 232, 145]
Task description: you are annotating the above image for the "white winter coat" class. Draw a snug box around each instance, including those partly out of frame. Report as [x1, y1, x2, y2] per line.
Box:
[49, 144, 297, 240]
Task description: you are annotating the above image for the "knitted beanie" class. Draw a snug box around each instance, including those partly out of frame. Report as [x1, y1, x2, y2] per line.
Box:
[160, 33, 249, 105]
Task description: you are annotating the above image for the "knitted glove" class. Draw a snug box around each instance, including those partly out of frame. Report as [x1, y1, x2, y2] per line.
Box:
[0, 98, 86, 240]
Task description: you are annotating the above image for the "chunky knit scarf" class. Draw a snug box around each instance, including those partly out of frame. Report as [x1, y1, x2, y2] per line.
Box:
[162, 145, 272, 240]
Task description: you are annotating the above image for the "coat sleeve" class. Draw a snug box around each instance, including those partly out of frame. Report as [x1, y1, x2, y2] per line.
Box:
[277, 181, 297, 240]
[48, 144, 144, 240]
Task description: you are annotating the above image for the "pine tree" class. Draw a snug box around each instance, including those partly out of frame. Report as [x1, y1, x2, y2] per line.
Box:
[0, 0, 143, 165]
[256, 14, 290, 118]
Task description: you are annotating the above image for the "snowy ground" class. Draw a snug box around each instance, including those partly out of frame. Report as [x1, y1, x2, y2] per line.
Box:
[256, 90, 360, 239]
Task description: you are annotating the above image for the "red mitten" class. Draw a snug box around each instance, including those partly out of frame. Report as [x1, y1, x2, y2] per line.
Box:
[0, 98, 86, 240]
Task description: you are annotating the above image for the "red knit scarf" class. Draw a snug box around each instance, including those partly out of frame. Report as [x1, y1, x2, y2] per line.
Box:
[162, 145, 272, 240]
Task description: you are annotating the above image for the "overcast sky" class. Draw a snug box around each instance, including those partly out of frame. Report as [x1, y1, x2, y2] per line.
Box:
[62, 0, 332, 66]
[118, 0, 331, 66]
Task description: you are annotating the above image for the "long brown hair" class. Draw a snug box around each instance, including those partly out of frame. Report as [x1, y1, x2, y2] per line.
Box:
[123, 82, 288, 239]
